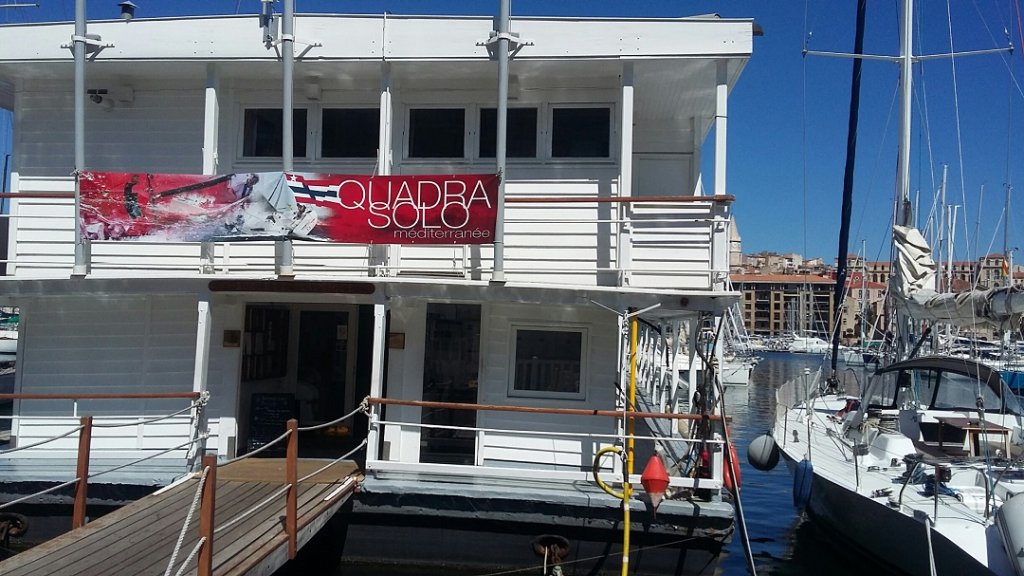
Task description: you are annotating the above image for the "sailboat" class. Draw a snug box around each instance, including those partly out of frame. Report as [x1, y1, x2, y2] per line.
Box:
[750, 1, 1024, 574]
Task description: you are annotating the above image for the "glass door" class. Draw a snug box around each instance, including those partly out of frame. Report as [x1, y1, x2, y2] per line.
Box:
[420, 303, 480, 465]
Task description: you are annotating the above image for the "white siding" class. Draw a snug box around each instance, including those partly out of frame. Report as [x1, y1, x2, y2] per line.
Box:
[476, 302, 619, 470]
[15, 83, 206, 176]
[9, 294, 211, 463]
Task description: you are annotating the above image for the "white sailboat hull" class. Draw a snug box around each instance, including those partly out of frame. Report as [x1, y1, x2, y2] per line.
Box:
[778, 448, 1002, 576]
[772, 366, 1020, 576]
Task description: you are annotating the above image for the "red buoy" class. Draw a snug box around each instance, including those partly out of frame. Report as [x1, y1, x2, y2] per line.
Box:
[641, 454, 670, 510]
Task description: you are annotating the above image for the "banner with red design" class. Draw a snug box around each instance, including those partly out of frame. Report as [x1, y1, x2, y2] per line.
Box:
[79, 171, 498, 245]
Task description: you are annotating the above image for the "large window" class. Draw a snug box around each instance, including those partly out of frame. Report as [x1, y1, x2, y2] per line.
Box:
[479, 107, 538, 158]
[510, 326, 586, 399]
[551, 107, 611, 158]
[242, 108, 307, 157]
[322, 108, 380, 158]
[408, 108, 465, 158]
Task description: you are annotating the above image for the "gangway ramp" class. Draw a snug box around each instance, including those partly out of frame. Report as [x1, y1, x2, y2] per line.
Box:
[0, 458, 361, 576]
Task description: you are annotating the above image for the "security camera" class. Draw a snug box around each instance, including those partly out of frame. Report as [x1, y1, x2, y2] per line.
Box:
[89, 93, 103, 104]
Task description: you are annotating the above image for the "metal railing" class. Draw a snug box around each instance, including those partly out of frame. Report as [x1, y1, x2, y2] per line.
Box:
[364, 397, 728, 491]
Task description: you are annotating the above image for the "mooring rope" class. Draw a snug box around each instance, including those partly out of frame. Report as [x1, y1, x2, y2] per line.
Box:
[295, 397, 369, 433]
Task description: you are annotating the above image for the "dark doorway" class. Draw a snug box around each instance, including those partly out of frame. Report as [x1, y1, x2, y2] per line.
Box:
[420, 303, 480, 465]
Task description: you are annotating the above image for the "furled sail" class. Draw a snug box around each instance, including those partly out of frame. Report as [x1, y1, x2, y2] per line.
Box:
[892, 225, 1024, 327]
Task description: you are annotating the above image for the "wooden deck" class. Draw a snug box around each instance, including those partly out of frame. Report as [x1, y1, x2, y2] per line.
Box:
[0, 458, 361, 576]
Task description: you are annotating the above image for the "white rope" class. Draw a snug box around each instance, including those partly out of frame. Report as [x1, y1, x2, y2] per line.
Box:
[93, 401, 202, 428]
[0, 425, 84, 455]
[88, 436, 204, 480]
[218, 429, 291, 466]
[297, 438, 366, 483]
[164, 465, 210, 576]
[0, 478, 79, 511]
[213, 485, 290, 535]
[216, 440, 367, 534]
[296, 398, 368, 433]
[172, 536, 207, 576]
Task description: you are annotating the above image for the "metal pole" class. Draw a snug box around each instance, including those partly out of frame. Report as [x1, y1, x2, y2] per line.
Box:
[621, 313, 637, 576]
[72, 0, 88, 276]
[491, 0, 510, 283]
[277, 0, 295, 276]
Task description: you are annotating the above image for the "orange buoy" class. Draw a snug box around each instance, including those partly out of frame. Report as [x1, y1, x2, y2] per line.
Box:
[724, 442, 742, 493]
[641, 454, 670, 510]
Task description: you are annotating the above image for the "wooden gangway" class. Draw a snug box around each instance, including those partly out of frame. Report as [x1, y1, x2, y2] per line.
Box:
[0, 457, 362, 576]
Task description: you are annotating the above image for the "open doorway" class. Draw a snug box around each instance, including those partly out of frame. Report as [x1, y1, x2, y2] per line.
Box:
[239, 303, 372, 459]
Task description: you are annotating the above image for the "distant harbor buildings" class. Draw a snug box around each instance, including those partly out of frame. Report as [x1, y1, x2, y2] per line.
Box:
[731, 249, 1022, 342]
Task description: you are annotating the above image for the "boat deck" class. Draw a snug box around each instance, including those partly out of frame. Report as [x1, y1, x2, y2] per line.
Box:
[0, 458, 361, 576]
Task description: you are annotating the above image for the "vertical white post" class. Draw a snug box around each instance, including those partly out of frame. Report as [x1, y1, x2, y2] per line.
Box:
[618, 62, 635, 287]
[373, 62, 393, 275]
[190, 292, 212, 466]
[714, 60, 728, 198]
[366, 291, 388, 462]
[201, 64, 220, 274]
[691, 117, 703, 196]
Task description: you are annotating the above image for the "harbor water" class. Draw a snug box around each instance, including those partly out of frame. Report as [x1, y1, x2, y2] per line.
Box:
[716, 351, 897, 576]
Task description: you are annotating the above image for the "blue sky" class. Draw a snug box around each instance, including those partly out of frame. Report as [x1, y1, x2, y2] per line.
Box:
[2, 1, 1024, 266]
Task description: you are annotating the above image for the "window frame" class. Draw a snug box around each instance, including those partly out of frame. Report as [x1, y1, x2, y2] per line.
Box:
[320, 106, 382, 160]
[239, 106, 312, 161]
[507, 324, 589, 400]
[547, 104, 615, 161]
[478, 106, 540, 160]
[404, 106, 469, 160]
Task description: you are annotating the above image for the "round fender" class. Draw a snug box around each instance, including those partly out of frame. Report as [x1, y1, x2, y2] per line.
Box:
[747, 434, 780, 471]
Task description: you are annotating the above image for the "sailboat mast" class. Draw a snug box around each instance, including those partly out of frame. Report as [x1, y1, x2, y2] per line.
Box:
[895, 0, 913, 227]
[829, 0, 868, 380]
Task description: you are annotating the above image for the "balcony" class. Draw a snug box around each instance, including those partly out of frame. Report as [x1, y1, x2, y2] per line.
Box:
[3, 176, 732, 292]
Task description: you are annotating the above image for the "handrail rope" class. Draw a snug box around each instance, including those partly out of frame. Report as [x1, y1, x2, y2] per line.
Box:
[92, 400, 205, 428]
[0, 478, 79, 511]
[164, 465, 211, 576]
[297, 438, 367, 483]
[172, 537, 207, 576]
[216, 440, 368, 535]
[295, 398, 369, 433]
[213, 485, 290, 535]
[218, 429, 292, 466]
[88, 435, 206, 481]
[0, 425, 85, 455]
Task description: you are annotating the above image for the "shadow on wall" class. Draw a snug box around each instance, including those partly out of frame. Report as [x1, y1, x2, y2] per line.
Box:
[0, 216, 7, 276]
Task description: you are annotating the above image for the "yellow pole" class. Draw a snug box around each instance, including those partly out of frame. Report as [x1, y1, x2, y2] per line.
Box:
[622, 313, 638, 576]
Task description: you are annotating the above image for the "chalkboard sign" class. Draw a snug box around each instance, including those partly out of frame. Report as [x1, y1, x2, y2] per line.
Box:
[246, 393, 297, 456]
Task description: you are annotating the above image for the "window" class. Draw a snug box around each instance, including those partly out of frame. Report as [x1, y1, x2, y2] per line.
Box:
[551, 107, 611, 158]
[510, 327, 586, 399]
[408, 108, 465, 158]
[242, 108, 307, 157]
[479, 107, 538, 158]
[322, 108, 379, 158]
